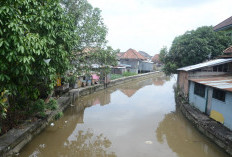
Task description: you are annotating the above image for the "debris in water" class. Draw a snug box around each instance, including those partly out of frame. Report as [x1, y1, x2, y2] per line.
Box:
[39, 144, 46, 148]
[145, 141, 153, 144]
[70, 104, 74, 107]
[65, 121, 68, 123]
[50, 123, 55, 127]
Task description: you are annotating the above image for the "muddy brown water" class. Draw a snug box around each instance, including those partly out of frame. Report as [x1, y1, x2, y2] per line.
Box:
[19, 74, 230, 157]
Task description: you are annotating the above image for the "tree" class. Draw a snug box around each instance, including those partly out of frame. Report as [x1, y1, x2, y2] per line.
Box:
[161, 26, 232, 74]
[92, 47, 118, 86]
[61, 0, 109, 79]
[61, 0, 107, 51]
[0, 0, 77, 131]
[159, 46, 168, 64]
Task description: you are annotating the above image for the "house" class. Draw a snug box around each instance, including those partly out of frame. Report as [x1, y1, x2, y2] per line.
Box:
[152, 54, 162, 66]
[111, 65, 127, 75]
[119, 48, 153, 73]
[213, 16, 232, 39]
[138, 61, 154, 73]
[177, 58, 232, 96]
[177, 56, 232, 130]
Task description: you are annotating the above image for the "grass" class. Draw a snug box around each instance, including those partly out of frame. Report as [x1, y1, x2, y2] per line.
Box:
[111, 72, 137, 80]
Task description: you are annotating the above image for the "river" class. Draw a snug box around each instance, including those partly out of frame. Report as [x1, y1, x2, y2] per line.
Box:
[19, 73, 229, 157]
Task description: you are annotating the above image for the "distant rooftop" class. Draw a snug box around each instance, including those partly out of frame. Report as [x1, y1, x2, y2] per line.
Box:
[120, 48, 146, 60]
[138, 51, 151, 59]
[152, 54, 161, 63]
[177, 58, 232, 71]
[213, 16, 232, 32]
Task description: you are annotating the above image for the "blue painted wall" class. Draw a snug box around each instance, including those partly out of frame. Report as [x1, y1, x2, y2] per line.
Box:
[211, 90, 232, 130]
[189, 81, 207, 113]
[189, 81, 232, 130]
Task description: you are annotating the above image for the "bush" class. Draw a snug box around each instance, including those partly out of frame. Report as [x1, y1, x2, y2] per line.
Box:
[111, 74, 123, 80]
[54, 111, 63, 120]
[122, 72, 137, 77]
[32, 99, 46, 113]
[47, 98, 58, 110]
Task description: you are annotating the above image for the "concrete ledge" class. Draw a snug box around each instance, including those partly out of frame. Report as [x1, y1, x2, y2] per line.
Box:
[69, 72, 158, 100]
[176, 94, 232, 156]
[0, 71, 159, 156]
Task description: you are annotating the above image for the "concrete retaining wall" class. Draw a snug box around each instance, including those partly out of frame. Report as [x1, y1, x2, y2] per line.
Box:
[0, 72, 158, 157]
[176, 93, 232, 156]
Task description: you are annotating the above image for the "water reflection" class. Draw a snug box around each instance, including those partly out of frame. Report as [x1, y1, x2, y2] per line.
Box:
[156, 108, 230, 157]
[62, 129, 116, 157]
[19, 74, 229, 157]
[153, 75, 170, 86]
[20, 103, 116, 157]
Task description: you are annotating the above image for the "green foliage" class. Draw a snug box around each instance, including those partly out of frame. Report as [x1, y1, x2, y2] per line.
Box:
[61, 0, 107, 50]
[0, 0, 110, 133]
[111, 72, 137, 80]
[0, 90, 10, 119]
[161, 26, 232, 74]
[47, 98, 58, 110]
[93, 47, 118, 78]
[122, 72, 137, 77]
[0, 0, 77, 120]
[54, 111, 63, 120]
[111, 74, 123, 80]
[32, 99, 46, 113]
[159, 46, 168, 64]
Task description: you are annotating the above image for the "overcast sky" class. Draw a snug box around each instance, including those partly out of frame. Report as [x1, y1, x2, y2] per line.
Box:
[88, 0, 231, 56]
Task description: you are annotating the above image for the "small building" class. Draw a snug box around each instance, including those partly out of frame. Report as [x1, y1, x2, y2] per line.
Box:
[188, 76, 232, 130]
[139, 61, 153, 73]
[177, 58, 232, 96]
[111, 66, 127, 75]
[152, 54, 162, 66]
[177, 57, 232, 130]
[119, 48, 153, 73]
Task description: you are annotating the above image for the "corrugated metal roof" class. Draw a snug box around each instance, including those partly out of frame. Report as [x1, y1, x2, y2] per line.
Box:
[189, 76, 232, 92]
[177, 58, 232, 71]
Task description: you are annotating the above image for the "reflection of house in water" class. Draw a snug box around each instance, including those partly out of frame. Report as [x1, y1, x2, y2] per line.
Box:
[152, 75, 170, 86]
[120, 89, 137, 97]
[119, 79, 153, 97]
[153, 77, 165, 86]
[156, 110, 229, 157]
[76, 89, 114, 107]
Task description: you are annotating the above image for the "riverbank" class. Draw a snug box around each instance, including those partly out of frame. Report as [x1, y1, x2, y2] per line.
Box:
[0, 71, 160, 157]
[175, 90, 232, 156]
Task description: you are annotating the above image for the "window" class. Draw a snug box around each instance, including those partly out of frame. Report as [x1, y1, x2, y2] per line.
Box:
[213, 89, 226, 102]
[194, 83, 205, 97]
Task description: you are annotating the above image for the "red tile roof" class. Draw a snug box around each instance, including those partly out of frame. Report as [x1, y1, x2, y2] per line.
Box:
[120, 48, 146, 60]
[223, 46, 232, 53]
[213, 16, 232, 31]
[152, 54, 161, 63]
[117, 52, 124, 57]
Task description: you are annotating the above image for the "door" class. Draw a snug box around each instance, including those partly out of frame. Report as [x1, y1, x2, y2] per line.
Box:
[206, 88, 213, 115]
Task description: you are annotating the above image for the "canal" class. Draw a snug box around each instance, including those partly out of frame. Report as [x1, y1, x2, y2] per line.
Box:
[20, 74, 230, 157]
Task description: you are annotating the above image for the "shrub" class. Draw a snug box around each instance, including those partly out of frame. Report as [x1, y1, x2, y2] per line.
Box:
[32, 99, 46, 113]
[47, 98, 58, 110]
[122, 72, 137, 77]
[54, 111, 63, 120]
